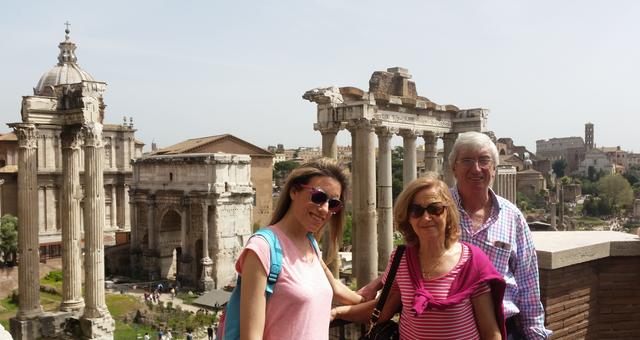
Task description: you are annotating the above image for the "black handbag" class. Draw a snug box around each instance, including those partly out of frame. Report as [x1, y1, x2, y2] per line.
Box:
[359, 245, 405, 340]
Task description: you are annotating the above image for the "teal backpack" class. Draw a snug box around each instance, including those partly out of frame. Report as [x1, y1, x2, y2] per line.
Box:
[217, 228, 320, 340]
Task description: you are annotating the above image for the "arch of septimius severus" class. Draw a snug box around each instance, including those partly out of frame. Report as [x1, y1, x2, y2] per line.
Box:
[304, 67, 488, 288]
[10, 29, 114, 339]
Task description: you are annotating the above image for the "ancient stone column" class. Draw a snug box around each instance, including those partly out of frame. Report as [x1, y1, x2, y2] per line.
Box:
[129, 200, 138, 251]
[443, 132, 459, 187]
[81, 122, 111, 320]
[375, 127, 394, 272]
[14, 124, 42, 319]
[559, 184, 565, 231]
[110, 185, 117, 229]
[347, 125, 359, 279]
[319, 124, 340, 276]
[147, 197, 156, 250]
[354, 119, 377, 288]
[60, 127, 84, 312]
[123, 184, 131, 229]
[180, 199, 188, 252]
[400, 129, 417, 188]
[200, 202, 214, 290]
[320, 124, 339, 159]
[423, 131, 438, 173]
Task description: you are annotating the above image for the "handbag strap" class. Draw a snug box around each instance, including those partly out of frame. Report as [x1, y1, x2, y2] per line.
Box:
[369, 245, 406, 327]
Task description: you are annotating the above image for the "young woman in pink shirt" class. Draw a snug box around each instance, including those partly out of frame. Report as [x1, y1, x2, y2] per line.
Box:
[236, 158, 363, 340]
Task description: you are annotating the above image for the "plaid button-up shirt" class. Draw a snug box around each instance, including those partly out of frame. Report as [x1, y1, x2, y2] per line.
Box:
[452, 187, 552, 339]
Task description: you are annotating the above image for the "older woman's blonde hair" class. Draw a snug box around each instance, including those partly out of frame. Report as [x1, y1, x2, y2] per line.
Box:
[270, 157, 349, 264]
[394, 175, 460, 248]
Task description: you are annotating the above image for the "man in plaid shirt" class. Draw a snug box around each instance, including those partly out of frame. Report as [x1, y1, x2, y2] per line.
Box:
[448, 132, 551, 340]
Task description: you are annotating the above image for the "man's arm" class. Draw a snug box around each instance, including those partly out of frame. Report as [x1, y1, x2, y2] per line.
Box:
[514, 214, 552, 339]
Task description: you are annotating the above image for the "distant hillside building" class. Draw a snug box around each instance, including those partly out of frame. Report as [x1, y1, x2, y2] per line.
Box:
[578, 148, 615, 175]
[536, 136, 585, 173]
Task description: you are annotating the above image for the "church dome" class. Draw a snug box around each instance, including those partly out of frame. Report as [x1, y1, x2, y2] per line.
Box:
[33, 28, 94, 96]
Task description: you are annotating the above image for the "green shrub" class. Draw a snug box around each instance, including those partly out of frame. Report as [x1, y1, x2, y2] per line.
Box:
[44, 270, 63, 282]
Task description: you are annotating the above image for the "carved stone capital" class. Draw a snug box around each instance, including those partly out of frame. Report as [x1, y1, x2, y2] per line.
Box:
[82, 122, 104, 148]
[61, 127, 83, 150]
[443, 132, 458, 143]
[399, 128, 419, 139]
[317, 122, 342, 135]
[13, 124, 38, 149]
[181, 196, 190, 207]
[147, 194, 156, 208]
[375, 126, 398, 138]
[347, 118, 374, 133]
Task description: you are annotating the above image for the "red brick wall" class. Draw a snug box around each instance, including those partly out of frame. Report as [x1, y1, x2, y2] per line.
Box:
[539, 256, 640, 339]
[596, 257, 640, 339]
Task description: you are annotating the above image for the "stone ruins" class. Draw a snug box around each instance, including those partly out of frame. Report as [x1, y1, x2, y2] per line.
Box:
[304, 67, 488, 286]
[128, 153, 254, 290]
[10, 29, 115, 339]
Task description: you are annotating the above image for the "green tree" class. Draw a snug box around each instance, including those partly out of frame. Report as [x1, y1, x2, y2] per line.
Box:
[391, 146, 404, 200]
[516, 192, 532, 212]
[552, 159, 567, 178]
[623, 165, 640, 187]
[580, 179, 598, 196]
[0, 214, 18, 266]
[597, 174, 634, 214]
[273, 160, 299, 186]
[587, 166, 597, 181]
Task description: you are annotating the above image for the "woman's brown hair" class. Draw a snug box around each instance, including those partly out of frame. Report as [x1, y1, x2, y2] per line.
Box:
[393, 175, 460, 248]
[269, 157, 349, 264]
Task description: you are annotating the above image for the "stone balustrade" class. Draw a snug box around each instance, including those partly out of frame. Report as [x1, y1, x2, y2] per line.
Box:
[533, 231, 640, 339]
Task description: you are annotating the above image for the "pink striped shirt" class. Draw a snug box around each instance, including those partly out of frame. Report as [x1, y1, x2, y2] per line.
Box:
[382, 243, 490, 340]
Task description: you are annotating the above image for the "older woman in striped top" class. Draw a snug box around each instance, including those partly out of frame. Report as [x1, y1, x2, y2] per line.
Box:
[333, 176, 506, 340]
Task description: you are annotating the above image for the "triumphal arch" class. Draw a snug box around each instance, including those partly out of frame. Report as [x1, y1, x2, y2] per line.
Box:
[303, 67, 488, 287]
[129, 153, 254, 290]
[10, 30, 114, 339]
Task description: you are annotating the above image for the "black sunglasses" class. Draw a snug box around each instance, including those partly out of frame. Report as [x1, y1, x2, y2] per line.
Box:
[409, 202, 447, 218]
[300, 185, 343, 214]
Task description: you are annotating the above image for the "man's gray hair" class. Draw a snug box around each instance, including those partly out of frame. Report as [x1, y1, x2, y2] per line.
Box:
[447, 131, 500, 169]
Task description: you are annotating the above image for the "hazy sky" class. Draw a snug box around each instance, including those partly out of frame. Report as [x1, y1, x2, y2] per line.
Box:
[2, 1, 639, 153]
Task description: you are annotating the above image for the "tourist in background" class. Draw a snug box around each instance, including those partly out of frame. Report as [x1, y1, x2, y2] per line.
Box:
[333, 177, 506, 339]
[237, 158, 363, 340]
[207, 324, 214, 340]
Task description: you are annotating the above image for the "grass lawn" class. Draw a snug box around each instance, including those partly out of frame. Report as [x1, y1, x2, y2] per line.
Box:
[574, 216, 608, 230]
[0, 291, 62, 330]
[0, 289, 205, 339]
[176, 292, 198, 305]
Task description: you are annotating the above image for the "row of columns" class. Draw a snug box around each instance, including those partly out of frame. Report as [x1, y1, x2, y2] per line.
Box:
[319, 123, 459, 286]
[15, 123, 111, 322]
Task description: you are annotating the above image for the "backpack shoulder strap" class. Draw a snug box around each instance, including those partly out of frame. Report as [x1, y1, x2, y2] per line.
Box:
[252, 228, 283, 297]
[306, 232, 321, 257]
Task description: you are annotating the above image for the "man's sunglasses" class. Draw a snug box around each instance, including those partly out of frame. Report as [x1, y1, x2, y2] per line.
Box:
[300, 184, 343, 214]
[409, 202, 447, 218]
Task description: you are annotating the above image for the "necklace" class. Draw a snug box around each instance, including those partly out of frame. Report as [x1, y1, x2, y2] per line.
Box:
[421, 248, 447, 280]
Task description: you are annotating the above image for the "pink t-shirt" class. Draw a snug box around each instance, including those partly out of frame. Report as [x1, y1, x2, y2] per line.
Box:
[236, 226, 333, 340]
